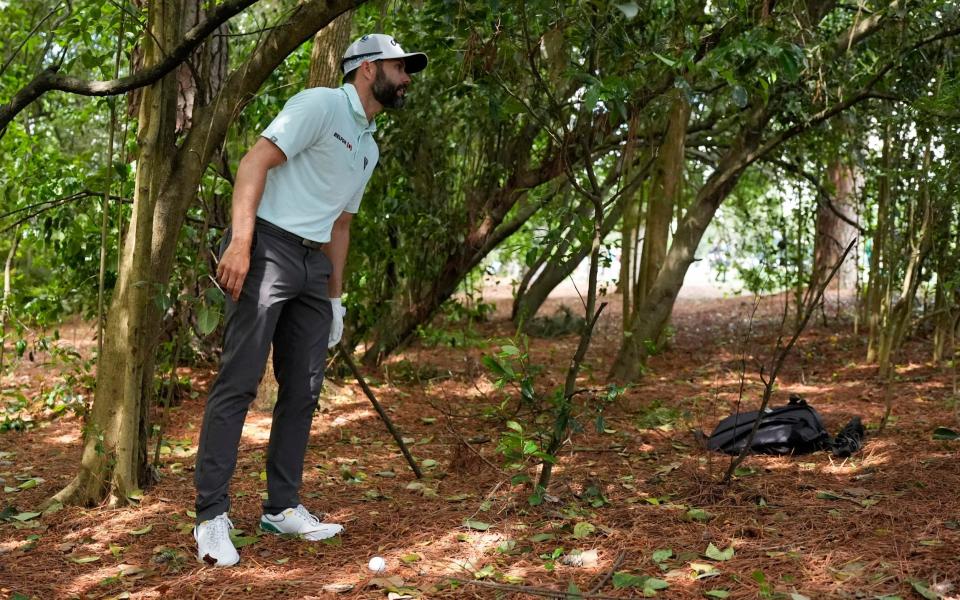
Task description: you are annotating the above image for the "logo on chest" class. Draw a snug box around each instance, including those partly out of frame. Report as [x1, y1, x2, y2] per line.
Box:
[333, 131, 353, 151]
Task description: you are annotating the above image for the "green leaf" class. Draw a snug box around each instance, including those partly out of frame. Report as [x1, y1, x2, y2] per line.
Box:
[463, 519, 491, 531]
[910, 580, 939, 600]
[506, 420, 523, 433]
[230, 535, 260, 548]
[644, 578, 669, 593]
[12, 512, 41, 522]
[612, 571, 645, 589]
[816, 490, 844, 500]
[500, 345, 520, 356]
[474, 564, 496, 579]
[197, 304, 221, 336]
[129, 524, 152, 535]
[567, 580, 583, 598]
[482, 355, 510, 379]
[704, 591, 730, 599]
[68, 555, 101, 563]
[400, 553, 420, 564]
[790, 593, 811, 600]
[932, 427, 960, 440]
[685, 508, 713, 522]
[652, 52, 677, 68]
[572, 522, 595, 539]
[704, 543, 734, 561]
[731, 85, 749, 108]
[17, 478, 40, 490]
[421, 459, 438, 469]
[652, 549, 672, 563]
[530, 533, 556, 543]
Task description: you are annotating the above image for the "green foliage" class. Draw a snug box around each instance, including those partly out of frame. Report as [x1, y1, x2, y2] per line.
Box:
[635, 400, 684, 430]
[485, 338, 625, 503]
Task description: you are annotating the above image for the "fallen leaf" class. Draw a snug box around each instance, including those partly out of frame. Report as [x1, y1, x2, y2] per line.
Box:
[68, 555, 101, 564]
[463, 519, 491, 531]
[12, 512, 41, 522]
[704, 543, 734, 561]
[572, 522, 595, 539]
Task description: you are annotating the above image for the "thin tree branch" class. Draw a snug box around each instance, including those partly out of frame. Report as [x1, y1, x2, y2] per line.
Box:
[762, 157, 867, 234]
[0, 0, 263, 136]
[0, 1, 66, 79]
[722, 239, 856, 483]
[834, 0, 902, 53]
[588, 551, 627, 595]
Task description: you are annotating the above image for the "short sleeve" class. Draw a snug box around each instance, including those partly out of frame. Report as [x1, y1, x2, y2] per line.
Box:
[260, 89, 333, 161]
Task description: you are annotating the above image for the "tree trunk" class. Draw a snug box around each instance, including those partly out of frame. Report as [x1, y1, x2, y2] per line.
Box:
[512, 194, 592, 324]
[812, 160, 859, 294]
[515, 203, 624, 328]
[876, 141, 935, 379]
[865, 121, 892, 363]
[610, 108, 768, 381]
[51, 0, 366, 508]
[309, 9, 354, 88]
[932, 274, 949, 364]
[1, 227, 21, 374]
[619, 184, 641, 331]
[53, 0, 182, 506]
[636, 89, 689, 305]
[617, 112, 643, 331]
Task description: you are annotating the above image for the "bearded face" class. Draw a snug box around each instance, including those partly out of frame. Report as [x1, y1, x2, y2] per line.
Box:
[371, 62, 407, 109]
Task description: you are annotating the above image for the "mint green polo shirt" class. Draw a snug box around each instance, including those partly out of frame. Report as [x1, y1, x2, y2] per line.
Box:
[256, 84, 378, 242]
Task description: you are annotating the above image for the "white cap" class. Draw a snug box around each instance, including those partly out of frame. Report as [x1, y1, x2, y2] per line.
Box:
[341, 34, 428, 76]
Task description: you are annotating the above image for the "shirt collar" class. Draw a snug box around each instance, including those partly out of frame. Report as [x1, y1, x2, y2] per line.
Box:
[342, 83, 376, 132]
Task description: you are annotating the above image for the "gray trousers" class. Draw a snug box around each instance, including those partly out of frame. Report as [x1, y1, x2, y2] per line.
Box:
[194, 219, 333, 524]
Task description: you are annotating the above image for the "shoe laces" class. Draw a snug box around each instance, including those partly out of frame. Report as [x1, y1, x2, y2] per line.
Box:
[293, 504, 321, 527]
[207, 513, 234, 544]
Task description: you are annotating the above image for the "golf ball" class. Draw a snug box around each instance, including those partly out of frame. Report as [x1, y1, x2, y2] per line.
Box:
[368, 556, 386, 573]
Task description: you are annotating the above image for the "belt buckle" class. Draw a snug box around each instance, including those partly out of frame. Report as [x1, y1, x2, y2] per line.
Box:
[301, 238, 322, 250]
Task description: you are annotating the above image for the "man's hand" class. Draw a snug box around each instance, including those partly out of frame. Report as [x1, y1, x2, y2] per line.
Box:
[328, 298, 346, 348]
[217, 240, 252, 301]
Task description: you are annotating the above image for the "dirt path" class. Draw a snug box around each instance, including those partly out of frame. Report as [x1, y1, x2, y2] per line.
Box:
[1, 294, 959, 599]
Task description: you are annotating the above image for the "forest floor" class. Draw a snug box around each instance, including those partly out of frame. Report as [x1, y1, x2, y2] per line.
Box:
[1, 291, 959, 600]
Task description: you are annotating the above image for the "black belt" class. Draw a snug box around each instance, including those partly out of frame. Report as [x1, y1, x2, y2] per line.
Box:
[256, 218, 325, 250]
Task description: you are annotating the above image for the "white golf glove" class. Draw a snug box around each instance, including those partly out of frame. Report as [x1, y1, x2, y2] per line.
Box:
[328, 297, 346, 348]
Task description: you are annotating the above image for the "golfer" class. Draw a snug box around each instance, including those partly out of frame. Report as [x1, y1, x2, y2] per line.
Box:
[192, 34, 427, 567]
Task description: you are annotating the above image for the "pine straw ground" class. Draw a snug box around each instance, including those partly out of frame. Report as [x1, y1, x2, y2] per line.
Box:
[1, 293, 959, 600]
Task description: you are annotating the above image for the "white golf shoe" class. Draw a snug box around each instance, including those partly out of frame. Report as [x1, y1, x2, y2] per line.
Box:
[194, 513, 240, 567]
[260, 504, 343, 541]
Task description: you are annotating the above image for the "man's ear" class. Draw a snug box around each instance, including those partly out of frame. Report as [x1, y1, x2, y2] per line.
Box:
[358, 61, 376, 82]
